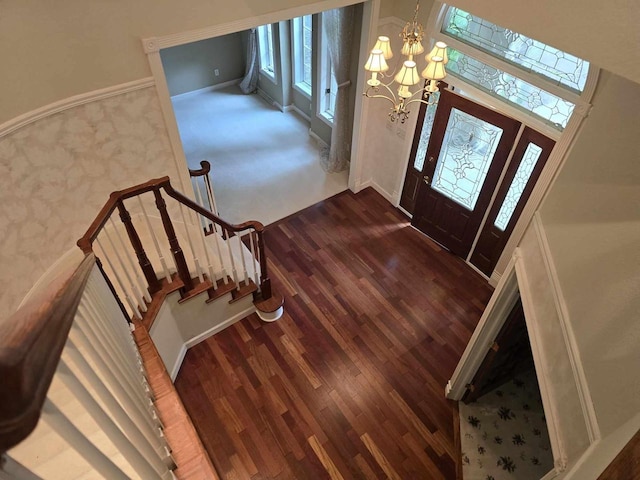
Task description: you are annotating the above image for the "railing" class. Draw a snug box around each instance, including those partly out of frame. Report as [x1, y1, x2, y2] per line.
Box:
[77, 176, 272, 321]
[1, 255, 175, 479]
[189, 161, 219, 228]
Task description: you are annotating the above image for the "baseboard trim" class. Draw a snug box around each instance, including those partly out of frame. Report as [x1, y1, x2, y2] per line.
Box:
[184, 306, 255, 349]
[170, 344, 188, 382]
[1, 77, 155, 138]
[308, 128, 329, 148]
[290, 104, 311, 122]
[169, 78, 242, 99]
[371, 180, 395, 204]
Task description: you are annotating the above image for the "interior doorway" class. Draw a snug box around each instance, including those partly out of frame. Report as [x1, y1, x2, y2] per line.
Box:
[400, 89, 555, 276]
[458, 297, 555, 479]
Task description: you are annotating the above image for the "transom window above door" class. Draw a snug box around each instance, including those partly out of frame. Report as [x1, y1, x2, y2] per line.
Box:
[436, 6, 592, 131]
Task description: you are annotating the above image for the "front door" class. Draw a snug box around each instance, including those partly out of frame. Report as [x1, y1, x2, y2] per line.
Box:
[411, 90, 520, 257]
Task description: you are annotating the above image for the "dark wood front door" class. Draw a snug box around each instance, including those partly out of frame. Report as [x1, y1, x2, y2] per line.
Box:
[411, 90, 520, 257]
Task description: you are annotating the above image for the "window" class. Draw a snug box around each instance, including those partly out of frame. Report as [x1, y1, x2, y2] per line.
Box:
[437, 6, 590, 130]
[257, 24, 275, 79]
[318, 18, 337, 123]
[292, 15, 313, 96]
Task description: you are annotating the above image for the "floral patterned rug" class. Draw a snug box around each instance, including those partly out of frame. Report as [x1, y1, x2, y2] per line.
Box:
[459, 369, 554, 480]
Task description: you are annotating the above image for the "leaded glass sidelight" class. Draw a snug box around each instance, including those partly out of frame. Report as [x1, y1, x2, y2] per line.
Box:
[446, 48, 575, 129]
[494, 142, 543, 230]
[442, 7, 589, 93]
[413, 92, 440, 172]
[431, 108, 503, 210]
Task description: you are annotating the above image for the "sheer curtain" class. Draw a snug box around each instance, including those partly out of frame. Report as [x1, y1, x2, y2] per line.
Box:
[321, 6, 356, 173]
[239, 28, 259, 94]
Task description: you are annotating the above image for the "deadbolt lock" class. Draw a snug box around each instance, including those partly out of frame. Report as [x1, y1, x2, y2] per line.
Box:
[423, 175, 431, 185]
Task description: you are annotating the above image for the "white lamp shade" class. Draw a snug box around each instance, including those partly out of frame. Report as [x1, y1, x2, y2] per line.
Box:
[401, 40, 425, 56]
[426, 41, 448, 64]
[364, 49, 389, 72]
[373, 36, 393, 60]
[421, 56, 447, 80]
[394, 60, 420, 86]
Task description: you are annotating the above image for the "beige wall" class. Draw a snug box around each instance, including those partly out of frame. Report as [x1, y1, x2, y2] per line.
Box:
[0, 0, 360, 123]
[540, 71, 640, 437]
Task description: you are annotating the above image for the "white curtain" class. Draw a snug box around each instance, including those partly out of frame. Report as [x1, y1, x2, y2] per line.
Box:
[239, 28, 259, 94]
[321, 6, 356, 173]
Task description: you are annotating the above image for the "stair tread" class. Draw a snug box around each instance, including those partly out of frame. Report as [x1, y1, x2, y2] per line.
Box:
[205, 277, 237, 303]
[229, 279, 258, 304]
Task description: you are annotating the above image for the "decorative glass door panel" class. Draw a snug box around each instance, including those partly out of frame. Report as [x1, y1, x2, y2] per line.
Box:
[494, 142, 543, 230]
[431, 108, 504, 210]
[470, 127, 555, 275]
[411, 90, 520, 257]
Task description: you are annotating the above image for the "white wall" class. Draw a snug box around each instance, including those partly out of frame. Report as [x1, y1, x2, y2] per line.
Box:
[540, 71, 640, 438]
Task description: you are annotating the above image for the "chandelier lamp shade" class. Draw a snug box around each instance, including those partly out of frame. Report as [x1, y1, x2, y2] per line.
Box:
[363, 1, 448, 123]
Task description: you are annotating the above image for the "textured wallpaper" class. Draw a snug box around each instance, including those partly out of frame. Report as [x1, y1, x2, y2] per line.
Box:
[0, 87, 181, 322]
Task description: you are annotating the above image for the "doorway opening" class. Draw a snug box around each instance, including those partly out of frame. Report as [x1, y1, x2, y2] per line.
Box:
[458, 297, 554, 479]
[158, 5, 364, 226]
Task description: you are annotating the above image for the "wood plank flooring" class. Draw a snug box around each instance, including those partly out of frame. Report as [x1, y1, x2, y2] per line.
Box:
[174, 188, 494, 479]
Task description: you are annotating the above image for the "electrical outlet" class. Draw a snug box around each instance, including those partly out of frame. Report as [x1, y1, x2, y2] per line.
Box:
[214, 69, 220, 76]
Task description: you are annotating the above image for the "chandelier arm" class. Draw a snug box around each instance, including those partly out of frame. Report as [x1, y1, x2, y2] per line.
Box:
[404, 96, 438, 109]
[363, 90, 398, 108]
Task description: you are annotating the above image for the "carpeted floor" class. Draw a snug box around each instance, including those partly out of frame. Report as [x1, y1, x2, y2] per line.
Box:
[171, 85, 349, 226]
[459, 369, 554, 480]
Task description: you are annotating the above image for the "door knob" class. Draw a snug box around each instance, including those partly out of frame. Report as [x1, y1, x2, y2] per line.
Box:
[423, 175, 431, 185]
[428, 156, 434, 163]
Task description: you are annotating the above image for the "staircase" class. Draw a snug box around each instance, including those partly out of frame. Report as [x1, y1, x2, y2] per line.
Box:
[0, 173, 284, 479]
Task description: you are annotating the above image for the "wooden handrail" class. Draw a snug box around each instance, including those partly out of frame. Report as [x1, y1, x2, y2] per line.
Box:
[188, 160, 211, 177]
[0, 254, 96, 454]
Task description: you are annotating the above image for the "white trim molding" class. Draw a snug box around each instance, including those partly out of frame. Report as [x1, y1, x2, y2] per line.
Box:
[169, 78, 243, 100]
[532, 213, 600, 443]
[0, 78, 155, 138]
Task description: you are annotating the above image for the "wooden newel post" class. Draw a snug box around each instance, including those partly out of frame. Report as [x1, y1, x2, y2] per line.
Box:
[116, 200, 161, 294]
[256, 230, 272, 300]
[153, 190, 194, 292]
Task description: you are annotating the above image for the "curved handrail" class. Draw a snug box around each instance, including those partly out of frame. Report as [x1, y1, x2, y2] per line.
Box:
[76, 176, 272, 300]
[78, 177, 264, 254]
[0, 254, 96, 454]
[188, 160, 211, 177]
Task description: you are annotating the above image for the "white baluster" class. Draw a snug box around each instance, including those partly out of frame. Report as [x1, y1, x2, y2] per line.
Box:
[41, 399, 130, 480]
[191, 178, 209, 231]
[137, 196, 173, 283]
[249, 230, 260, 286]
[204, 171, 219, 216]
[178, 202, 204, 283]
[226, 229, 239, 287]
[78, 300, 150, 398]
[95, 237, 140, 320]
[192, 183, 218, 289]
[0, 455, 44, 479]
[77, 305, 151, 409]
[237, 233, 249, 285]
[63, 337, 168, 460]
[211, 224, 229, 285]
[71, 319, 161, 432]
[108, 217, 149, 311]
[56, 359, 169, 479]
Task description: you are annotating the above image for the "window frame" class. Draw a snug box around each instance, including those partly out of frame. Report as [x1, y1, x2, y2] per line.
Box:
[430, 5, 596, 138]
[257, 24, 276, 81]
[291, 15, 313, 97]
[317, 15, 337, 125]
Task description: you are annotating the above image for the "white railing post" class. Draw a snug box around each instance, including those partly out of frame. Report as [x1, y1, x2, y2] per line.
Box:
[56, 360, 167, 479]
[41, 399, 130, 480]
[237, 234, 249, 285]
[177, 203, 204, 283]
[109, 217, 152, 306]
[249, 230, 260, 286]
[137, 195, 173, 284]
[95, 237, 140, 320]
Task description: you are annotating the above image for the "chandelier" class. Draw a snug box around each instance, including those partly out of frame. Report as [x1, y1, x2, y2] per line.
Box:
[363, 1, 448, 123]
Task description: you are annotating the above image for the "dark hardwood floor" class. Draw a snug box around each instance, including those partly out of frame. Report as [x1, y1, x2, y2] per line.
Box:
[175, 188, 494, 480]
